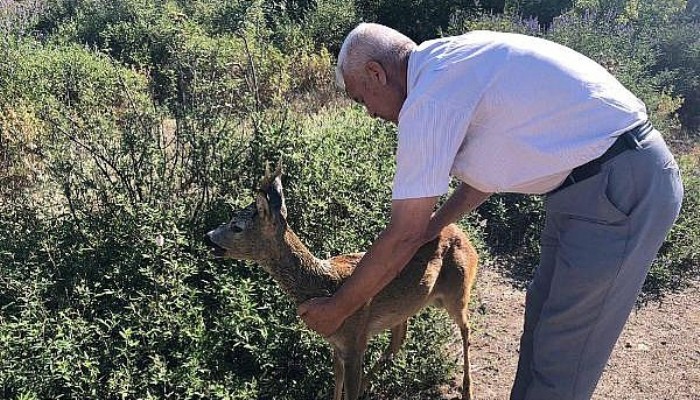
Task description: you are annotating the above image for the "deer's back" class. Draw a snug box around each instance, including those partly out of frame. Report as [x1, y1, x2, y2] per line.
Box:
[327, 224, 478, 339]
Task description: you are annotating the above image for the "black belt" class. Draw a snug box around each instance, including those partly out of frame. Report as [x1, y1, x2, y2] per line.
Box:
[549, 121, 654, 195]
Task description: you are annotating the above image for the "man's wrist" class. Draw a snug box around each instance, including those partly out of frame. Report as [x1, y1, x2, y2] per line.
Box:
[329, 292, 356, 321]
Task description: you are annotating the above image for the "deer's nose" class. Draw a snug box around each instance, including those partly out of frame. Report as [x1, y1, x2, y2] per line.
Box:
[204, 234, 227, 257]
[204, 233, 224, 252]
[203, 233, 215, 247]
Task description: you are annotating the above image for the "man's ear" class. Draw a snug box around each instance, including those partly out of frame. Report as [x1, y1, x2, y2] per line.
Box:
[365, 61, 387, 86]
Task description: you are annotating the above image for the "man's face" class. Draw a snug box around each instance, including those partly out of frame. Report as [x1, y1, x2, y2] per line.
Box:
[344, 61, 405, 124]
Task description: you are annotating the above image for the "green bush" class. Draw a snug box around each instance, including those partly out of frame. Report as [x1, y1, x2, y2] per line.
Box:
[302, 0, 359, 54]
[505, 0, 575, 26]
[0, 98, 46, 194]
[31, 0, 326, 114]
[357, 0, 504, 43]
[0, 199, 263, 399]
[645, 153, 700, 299]
[0, 35, 259, 399]
[646, 18, 700, 132]
[0, 37, 161, 204]
[0, 68, 462, 398]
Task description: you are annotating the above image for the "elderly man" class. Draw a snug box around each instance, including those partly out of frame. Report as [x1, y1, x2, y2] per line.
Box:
[297, 23, 683, 400]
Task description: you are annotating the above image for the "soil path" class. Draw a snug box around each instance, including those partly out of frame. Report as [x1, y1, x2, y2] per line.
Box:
[443, 267, 700, 400]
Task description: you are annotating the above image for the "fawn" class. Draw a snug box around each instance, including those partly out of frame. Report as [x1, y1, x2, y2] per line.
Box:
[205, 166, 478, 400]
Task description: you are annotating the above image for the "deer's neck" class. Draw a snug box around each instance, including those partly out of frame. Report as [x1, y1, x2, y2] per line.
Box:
[263, 229, 339, 304]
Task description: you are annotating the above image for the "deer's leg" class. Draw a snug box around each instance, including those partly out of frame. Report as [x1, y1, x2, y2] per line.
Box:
[361, 321, 409, 396]
[333, 348, 345, 400]
[387, 320, 408, 358]
[445, 297, 473, 400]
[342, 346, 367, 400]
[339, 323, 370, 400]
[459, 324, 473, 400]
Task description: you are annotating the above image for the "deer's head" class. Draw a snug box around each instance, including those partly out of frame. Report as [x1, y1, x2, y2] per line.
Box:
[205, 163, 288, 260]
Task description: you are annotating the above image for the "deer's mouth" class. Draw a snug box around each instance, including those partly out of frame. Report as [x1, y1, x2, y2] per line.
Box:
[204, 234, 227, 258]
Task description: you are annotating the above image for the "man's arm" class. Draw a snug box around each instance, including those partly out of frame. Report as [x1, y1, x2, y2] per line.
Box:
[424, 182, 492, 242]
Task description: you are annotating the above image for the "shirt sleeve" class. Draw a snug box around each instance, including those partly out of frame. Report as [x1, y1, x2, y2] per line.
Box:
[392, 99, 471, 200]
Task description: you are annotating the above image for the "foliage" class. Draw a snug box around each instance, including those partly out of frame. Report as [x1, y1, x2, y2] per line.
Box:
[645, 153, 700, 299]
[0, 99, 46, 194]
[505, 0, 575, 26]
[301, 0, 359, 53]
[0, 45, 459, 395]
[644, 17, 700, 131]
[356, 0, 506, 43]
[448, 10, 542, 35]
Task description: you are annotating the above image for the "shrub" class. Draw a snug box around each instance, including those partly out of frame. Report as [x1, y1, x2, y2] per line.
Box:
[356, 0, 502, 43]
[0, 199, 264, 399]
[646, 18, 700, 132]
[31, 0, 311, 114]
[0, 71, 463, 398]
[0, 99, 46, 194]
[301, 0, 359, 54]
[645, 152, 700, 299]
[448, 10, 542, 35]
[0, 36, 257, 399]
[505, 0, 575, 26]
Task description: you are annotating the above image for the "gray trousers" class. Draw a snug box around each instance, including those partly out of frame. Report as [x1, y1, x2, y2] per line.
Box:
[510, 129, 684, 400]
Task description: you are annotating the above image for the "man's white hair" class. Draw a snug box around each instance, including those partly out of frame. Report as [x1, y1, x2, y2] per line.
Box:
[336, 23, 416, 90]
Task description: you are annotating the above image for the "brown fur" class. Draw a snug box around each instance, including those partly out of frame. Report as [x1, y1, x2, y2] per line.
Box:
[206, 171, 478, 400]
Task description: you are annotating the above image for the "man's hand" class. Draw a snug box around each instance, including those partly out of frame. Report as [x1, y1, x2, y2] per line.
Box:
[297, 296, 346, 338]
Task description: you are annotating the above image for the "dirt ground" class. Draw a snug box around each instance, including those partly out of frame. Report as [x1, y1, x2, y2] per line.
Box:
[441, 266, 700, 400]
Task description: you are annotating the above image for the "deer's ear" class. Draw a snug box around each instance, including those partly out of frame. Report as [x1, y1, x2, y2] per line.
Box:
[274, 158, 283, 177]
[271, 175, 287, 220]
[255, 182, 286, 223]
[255, 191, 271, 218]
[256, 162, 287, 223]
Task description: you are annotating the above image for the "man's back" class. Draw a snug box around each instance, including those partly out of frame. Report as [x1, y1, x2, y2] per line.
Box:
[394, 31, 647, 195]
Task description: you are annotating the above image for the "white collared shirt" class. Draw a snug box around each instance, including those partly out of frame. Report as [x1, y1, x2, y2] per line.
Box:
[392, 31, 647, 199]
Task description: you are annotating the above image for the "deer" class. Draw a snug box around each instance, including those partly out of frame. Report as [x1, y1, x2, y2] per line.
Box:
[205, 164, 479, 400]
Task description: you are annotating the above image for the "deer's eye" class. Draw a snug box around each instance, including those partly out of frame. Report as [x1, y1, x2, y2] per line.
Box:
[230, 221, 245, 233]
